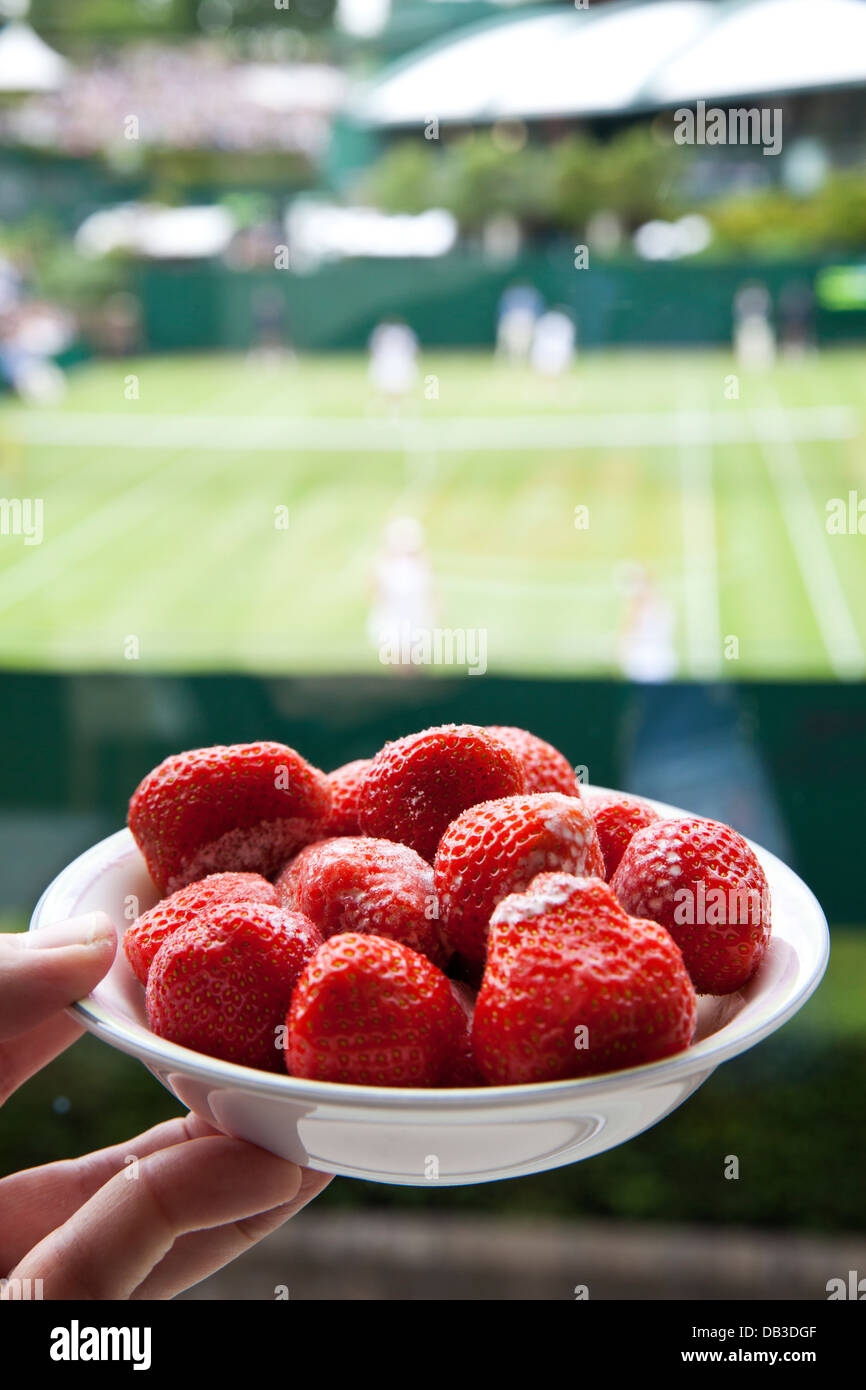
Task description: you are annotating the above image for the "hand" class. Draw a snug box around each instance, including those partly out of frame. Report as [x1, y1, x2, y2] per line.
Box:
[0, 913, 331, 1300]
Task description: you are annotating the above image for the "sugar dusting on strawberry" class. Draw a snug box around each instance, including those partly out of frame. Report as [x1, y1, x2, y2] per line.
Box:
[276, 835, 445, 967]
[359, 723, 525, 862]
[472, 872, 697, 1085]
[611, 816, 771, 994]
[128, 742, 331, 894]
[434, 792, 605, 975]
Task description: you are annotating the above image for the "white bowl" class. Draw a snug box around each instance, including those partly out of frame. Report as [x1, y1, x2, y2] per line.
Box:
[30, 792, 829, 1187]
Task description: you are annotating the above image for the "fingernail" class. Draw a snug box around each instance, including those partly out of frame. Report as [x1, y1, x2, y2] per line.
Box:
[26, 912, 115, 950]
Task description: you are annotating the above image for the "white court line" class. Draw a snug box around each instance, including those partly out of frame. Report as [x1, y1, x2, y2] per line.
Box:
[0, 406, 857, 452]
[679, 406, 723, 678]
[754, 395, 865, 680]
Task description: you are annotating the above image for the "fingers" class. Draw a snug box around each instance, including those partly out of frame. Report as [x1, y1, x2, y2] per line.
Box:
[131, 1168, 334, 1301]
[0, 1113, 219, 1270]
[7, 1134, 305, 1300]
[0, 914, 116, 1044]
[0, 1012, 84, 1107]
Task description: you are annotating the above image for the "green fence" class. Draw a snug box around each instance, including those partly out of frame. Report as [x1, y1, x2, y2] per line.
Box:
[136, 250, 866, 353]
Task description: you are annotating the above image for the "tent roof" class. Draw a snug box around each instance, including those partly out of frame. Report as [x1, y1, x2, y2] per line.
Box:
[0, 20, 68, 94]
[356, 0, 866, 126]
[652, 0, 866, 104]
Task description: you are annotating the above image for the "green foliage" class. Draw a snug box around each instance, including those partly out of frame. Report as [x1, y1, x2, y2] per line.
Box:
[438, 132, 553, 235]
[0, 215, 128, 312]
[359, 139, 443, 217]
[362, 128, 866, 256]
[26, 0, 336, 44]
[706, 171, 866, 257]
[361, 126, 684, 239]
[552, 126, 685, 232]
[146, 146, 314, 194]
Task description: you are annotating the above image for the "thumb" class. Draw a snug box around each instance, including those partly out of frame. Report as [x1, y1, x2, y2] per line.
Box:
[0, 914, 117, 1042]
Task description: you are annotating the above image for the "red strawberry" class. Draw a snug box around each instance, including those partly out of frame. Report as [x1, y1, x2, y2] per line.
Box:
[359, 724, 525, 863]
[275, 835, 444, 967]
[434, 793, 605, 975]
[582, 788, 660, 880]
[285, 933, 466, 1088]
[128, 742, 331, 895]
[487, 725, 582, 797]
[441, 981, 485, 1087]
[322, 759, 372, 837]
[472, 872, 697, 1085]
[610, 816, 771, 995]
[146, 900, 322, 1072]
[124, 871, 277, 984]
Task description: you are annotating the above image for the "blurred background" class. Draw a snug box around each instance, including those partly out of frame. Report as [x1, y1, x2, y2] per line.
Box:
[0, 0, 864, 1298]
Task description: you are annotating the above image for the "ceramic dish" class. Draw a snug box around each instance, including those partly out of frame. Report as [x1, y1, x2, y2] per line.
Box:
[29, 791, 829, 1186]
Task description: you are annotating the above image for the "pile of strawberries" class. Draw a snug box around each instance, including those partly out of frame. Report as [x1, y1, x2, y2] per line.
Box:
[125, 724, 772, 1088]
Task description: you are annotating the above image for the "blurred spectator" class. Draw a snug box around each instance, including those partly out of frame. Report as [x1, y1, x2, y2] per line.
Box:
[249, 286, 293, 368]
[779, 279, 816, 359]
[530, 307, 576, 378]
[733, 281, 776, 370]
[0, 299, 72, 404]
[91, 290, 143, 356]
[368, 515, 437, 674]
[368, 318, 418, 406]
[0, 254, 24, 315]
[0, 44, 345, 159]
[496, 281, 543, 364]
[618, 562, 678, 683]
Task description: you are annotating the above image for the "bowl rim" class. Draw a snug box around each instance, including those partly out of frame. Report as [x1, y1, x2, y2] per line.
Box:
[30, 789, 831, 1112]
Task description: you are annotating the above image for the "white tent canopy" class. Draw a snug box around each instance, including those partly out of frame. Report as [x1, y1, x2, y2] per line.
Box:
[653, 0, 866, 103]
[0, 20, 68, 94]
[360, 10, 578, 125]
[356, 0, 866, 127]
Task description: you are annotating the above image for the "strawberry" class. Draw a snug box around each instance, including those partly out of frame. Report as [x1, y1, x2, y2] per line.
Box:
[472, 872, 697, 1085]
[128, 742, 331, 895]
[146, 900, 322, 1072]
[285, 933, 466, 1088]
[359, 724, 525, 863]
[124, 871, 277, 984]
[610, 816, 771, 995]
[486, 725, 582, 797]
[322, 758, 373, 837]
[275, 835, 444, 967]
[582, 788, 660, 880]
[434, 793, 605, 976]
[441, 981, 485, 1087]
